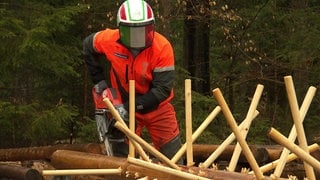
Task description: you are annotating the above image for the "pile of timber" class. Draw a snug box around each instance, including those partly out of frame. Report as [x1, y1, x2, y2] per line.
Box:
[0, 143, 255, 180]
[0, 143, 275, 164]
[0, 143, 319, 179]
[1, 76, 320, 179]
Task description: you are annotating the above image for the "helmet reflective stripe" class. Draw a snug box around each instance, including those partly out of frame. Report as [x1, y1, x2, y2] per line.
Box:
[126, 0, 146, 22]
[117, 0, 155, 49]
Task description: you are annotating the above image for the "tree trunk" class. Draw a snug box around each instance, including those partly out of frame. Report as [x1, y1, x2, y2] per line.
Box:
[159, 0, 171, 38]
[184, 0, 211, 95]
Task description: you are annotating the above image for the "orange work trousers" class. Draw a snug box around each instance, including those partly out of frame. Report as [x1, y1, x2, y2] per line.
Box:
[135, 102, 180, 150]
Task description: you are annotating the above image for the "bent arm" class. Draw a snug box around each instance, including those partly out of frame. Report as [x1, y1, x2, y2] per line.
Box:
[83, 33, 105, 84]
[132, 68, 174, 114]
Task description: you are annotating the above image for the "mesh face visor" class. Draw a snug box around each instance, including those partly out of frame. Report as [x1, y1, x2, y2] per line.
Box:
[119, 22, 155, 49]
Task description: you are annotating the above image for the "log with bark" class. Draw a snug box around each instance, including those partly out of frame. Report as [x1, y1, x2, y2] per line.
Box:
[49, 149, 256, 180]
[1, 143, 320, 179]
[0, 163, 41, 180]
[0, 143, 278, 164]
[0, 143, 103, 161]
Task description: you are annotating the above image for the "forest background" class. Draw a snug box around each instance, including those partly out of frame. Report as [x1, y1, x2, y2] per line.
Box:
[1, 0, 320, 149]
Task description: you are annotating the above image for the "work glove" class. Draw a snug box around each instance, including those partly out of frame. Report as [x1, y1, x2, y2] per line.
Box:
[115, 104, 129, 123]
[94, 80, 108, 94]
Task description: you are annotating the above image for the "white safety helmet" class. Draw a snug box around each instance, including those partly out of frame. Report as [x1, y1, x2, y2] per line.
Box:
[117, 0, 155, 49]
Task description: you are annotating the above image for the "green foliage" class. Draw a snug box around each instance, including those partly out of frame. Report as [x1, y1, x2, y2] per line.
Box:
[206, 0, 320, 144]
[27, 104, 79, 145]
[0, 1, 86, 148]
[0, 101, 35, 147]
[0, 101, 80, 147]
[304, 115, 320, 142]
[1, 1, 85, 102]
[77, 117, 99, 143]
[247, 116, 271, 144]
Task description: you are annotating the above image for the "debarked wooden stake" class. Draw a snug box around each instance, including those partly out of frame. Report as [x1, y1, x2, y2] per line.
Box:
[129, 80, 135, 158]
[268, 128, 320, 172]
[283, 76, 315, 180]
[128, 157, 211, 180]
[185, 79, 194, 166]
[114, 121, 180, 170]
[228, 84, 264, 172]
[212, 88, 264, 179]
[272, 85, 316, 178]
[103, 98, 149, 161]
[171, 106, 221, 164]
[249, 143, 319, 174]
[103, 98, 128, 126]
[42, 168, 122, 176]
[200, 110, 259, 168]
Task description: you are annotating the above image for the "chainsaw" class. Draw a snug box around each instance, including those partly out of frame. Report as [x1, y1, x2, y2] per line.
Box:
[92, 87, 125, 156]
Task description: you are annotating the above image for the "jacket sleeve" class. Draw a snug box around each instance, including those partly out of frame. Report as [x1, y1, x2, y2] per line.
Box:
[139, 69, 174, 113]
[83, 33, 105, 84]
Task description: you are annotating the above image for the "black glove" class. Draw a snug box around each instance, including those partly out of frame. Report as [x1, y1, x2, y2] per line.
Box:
[116, 104, 129, 123]
[94, 80, 108, 94]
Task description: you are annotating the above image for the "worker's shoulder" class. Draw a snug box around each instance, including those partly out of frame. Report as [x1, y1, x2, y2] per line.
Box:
[153, 32, 172, 48]
[95, 28, 120, 43]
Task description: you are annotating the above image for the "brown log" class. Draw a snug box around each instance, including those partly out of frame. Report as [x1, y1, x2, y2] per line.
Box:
[50, 150, 256, 180]
[257, 145, 283, 161]
[0, 143, 275, 164]
[0, 163, 41, 180]
[0, 143, 102, 161]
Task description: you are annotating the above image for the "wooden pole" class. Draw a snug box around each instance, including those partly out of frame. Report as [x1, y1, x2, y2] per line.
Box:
[268, 128, 320, 172]
[193, 144, 270, 165]
[114, 121, 180, 170]
[103, 98, 150, 161]
[104, 98, 127, 126]
[128, 157, 211, 180]
[228, 84, 264, 171]
[129, 80, 135, 158]
[42, 168, 122, 176]
[282, 76, 315, 180]
[212, 88, 264, 179]
[200, 110, 259, 168]
[171, 106, 221, 163]
[185, 79, 194, 166]
[249, 143, 319, 174]
[272, 85, 316, 178]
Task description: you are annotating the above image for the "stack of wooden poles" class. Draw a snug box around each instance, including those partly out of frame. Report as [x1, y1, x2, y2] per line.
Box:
[34, 76, 320, 179]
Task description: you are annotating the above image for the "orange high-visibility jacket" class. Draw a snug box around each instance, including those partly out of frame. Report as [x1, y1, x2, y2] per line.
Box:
[84, 28, 175, 114]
